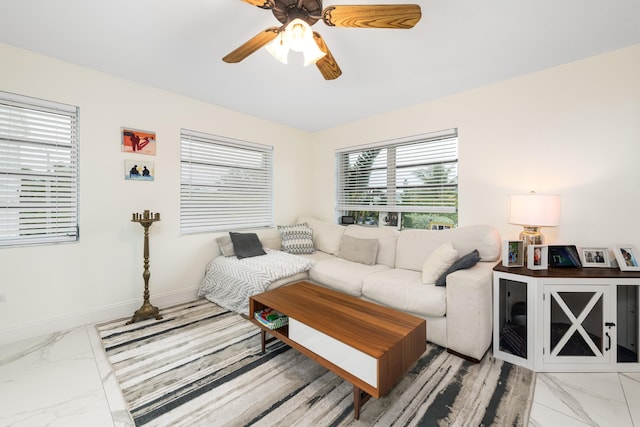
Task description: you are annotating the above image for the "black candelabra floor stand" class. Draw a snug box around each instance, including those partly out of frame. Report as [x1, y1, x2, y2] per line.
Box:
[127, 210, 163, 325]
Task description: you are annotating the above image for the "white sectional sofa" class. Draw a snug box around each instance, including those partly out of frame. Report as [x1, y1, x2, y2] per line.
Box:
[251, 216, 502, 362]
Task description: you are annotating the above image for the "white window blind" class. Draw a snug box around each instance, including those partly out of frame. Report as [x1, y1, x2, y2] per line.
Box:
[180, 129, 273, 234]
[0, 91, 79, 247]
[336, 129, 458, 213]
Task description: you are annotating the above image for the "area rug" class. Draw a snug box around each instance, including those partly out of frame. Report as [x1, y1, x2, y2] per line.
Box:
[97, 299, 535, 426]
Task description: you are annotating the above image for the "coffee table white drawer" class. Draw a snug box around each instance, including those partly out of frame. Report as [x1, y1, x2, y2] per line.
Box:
[289, 318, 377, 388]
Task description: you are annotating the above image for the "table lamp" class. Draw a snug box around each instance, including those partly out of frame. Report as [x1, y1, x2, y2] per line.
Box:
[509, 192, 560, 248]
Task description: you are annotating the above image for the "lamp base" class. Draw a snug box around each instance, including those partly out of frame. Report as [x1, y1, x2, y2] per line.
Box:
[519, 226, 544, 252]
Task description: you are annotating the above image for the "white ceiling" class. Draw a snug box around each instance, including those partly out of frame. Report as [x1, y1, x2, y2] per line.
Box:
[1, 1, 639, 132]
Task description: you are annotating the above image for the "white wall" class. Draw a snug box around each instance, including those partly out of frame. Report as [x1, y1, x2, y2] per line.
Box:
[0, 43, 312, 344]
[310, 45, 640, 248]
[2, 42, 639, 345]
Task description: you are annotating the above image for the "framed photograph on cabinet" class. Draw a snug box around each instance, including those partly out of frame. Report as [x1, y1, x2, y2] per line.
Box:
[579, 247, 610, 268]
[502, 240, 524, 267]
[527, 245, 548, 270]
[548, 245, 582, 268]
[613, 245, 640, 271]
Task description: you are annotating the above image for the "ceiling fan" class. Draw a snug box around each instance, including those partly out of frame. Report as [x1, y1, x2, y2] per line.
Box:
[223, 1, 422, 80]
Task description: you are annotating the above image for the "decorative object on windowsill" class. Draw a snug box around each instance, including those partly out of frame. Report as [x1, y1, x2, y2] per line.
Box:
[527, 244, 548, 270]
[222, 1, 421, 80]
[502, 240, 524, 267]
[613, 245, 640, 271]
[127, 210, 163, 325]
[509, 191, 561, 249]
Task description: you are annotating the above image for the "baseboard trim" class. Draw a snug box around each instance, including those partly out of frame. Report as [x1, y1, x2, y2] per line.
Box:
[0, 287, 199, 346]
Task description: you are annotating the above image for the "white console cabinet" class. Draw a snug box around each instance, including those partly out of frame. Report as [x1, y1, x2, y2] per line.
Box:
[493, 264, 640, 372]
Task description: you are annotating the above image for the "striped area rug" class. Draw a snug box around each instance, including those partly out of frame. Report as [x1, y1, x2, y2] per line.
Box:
[97, 299, 535, 426]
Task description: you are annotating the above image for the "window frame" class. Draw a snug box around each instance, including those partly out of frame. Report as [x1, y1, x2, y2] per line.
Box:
[180, 129, 274, 234]
[0, 91, 80, 248]
[335, 129, 458, 222]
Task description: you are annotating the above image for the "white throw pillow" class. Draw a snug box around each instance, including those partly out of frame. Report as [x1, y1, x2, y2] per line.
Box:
[421, 241, 459, 284]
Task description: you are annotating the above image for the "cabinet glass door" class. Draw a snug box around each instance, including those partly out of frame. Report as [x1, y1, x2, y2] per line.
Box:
[544, 285, 611, 364]
[496, 277, 529, 363]
[617, 285, 639, 363]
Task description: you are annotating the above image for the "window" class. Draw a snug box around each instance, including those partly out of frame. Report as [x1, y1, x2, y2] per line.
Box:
[336, 129, 458, 229]
[0, 91, 79, 247]
[180, 129, 273, 234]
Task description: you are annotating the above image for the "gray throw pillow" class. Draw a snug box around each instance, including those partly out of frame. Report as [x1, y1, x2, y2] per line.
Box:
[338, 235, 379, 266]
[229, 232, 266, 259]
[435, 249, 481, 286]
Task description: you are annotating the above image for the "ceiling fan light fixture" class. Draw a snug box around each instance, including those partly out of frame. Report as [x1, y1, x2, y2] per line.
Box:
[265, 32, 289, 64]
[285, 18, 326, 66]
[284, 19, 311, 52]
[302, 40, 326, 66]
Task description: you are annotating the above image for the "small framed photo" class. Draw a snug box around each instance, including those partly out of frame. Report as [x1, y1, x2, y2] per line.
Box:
[125, 159, 154, 181]
[548, 245, 582, 268]
[580, 247, 610, 268]
[527, 245, 548, 270]
[121, 127, 156, 155]
[613, 245, 640, 271]
[502, 240, 524, 267]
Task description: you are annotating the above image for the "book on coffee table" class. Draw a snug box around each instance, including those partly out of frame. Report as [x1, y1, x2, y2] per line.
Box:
[254, 308, 288, 330]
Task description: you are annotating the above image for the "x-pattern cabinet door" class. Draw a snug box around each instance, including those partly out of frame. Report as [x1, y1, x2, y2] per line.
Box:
[543, 285, 613, 365]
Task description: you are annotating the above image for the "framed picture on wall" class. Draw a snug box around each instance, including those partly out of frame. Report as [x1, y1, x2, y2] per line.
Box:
[579, 247, 610, 268]
[121, 127, 156, 155]
[125, 159, 154, 181]
[502, 240, 524, 267]
[613, 245, 640, 271]
[527, 245, 548, 270]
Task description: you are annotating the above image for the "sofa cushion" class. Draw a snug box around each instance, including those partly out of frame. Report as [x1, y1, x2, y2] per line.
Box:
[216, 234, 235, 257]
[362, 269, 447, 317]
[435, 249, 481, 286]
[338, 235, 379, 265]
[343, 225, 399, 267]
[229, 232, 266, 259]
[421, 242, 458, 284]
[395, 225, 501, 271]
[308, 257, 389, 297]
[298, 216, 345, 255]
[278, 223, 315, 254]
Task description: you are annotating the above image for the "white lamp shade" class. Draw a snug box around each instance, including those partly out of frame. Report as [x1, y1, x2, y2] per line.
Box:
[509, 194, 560, 227]
[284, 19, 326, 66]
[302, 39, 326, 66]
[265, 33, 289, 64]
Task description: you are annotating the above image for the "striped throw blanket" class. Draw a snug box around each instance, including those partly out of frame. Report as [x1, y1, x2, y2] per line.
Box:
[197, 249, 314, 315]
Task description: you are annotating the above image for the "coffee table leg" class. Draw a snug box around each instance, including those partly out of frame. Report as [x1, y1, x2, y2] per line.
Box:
[353, 385, 372, 420]
[260, 330, 266, 354]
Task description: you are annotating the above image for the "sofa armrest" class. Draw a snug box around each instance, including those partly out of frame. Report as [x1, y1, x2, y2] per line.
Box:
[445, 262, 494, 361]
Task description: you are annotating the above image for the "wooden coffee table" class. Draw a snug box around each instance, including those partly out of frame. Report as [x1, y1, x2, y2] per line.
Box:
[249, 281, 426, 420]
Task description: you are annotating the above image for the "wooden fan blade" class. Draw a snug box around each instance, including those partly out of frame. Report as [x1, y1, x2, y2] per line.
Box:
[222, 27, 279, 63]
[323, 4, 421, 29]
[313, 32, 342, 80]
[240, 0, 274, 8]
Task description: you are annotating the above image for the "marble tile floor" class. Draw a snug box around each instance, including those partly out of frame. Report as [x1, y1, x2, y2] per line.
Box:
[1, 324, 639, 427]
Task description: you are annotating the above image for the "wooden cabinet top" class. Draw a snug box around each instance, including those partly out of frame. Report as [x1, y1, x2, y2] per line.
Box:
[493, 263, 640, 279]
